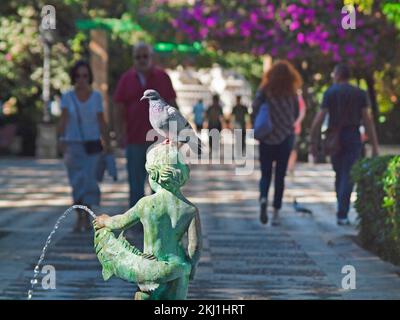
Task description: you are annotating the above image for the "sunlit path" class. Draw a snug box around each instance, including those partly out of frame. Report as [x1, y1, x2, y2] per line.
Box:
[0, 155, 400, 299]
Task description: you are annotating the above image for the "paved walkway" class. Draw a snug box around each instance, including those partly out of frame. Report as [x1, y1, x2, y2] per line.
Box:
[0, 153, 400, 300]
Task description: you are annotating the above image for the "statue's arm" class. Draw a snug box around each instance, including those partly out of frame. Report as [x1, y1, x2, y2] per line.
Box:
[105, 202, 142, 230]
[187, 208, 202, 280]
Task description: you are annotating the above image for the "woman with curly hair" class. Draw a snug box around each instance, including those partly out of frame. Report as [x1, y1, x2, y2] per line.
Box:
[252, 60, 303, 226]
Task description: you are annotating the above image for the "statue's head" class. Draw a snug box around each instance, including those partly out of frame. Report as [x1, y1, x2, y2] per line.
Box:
[145, 144, 190, 193]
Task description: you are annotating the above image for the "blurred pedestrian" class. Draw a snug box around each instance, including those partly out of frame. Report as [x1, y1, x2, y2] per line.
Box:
[206, 94, 224, 151]
[192, 99, 205, 132]
[231, 95, 249, 153]
[253, 60, 302, 226]
[310, 63, 379, 226]
[58, 60, 111, 232]
[113, 42, 177, 207]
[287, 93, 307, 176]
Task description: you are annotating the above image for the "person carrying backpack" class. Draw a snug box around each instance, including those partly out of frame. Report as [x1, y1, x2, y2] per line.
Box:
[253, 60, 303, 226]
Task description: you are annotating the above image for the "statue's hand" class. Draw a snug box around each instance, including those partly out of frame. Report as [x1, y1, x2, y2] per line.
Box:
[93, 214, 111, 230]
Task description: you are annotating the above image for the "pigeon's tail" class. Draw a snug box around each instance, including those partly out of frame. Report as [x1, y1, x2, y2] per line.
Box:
[178, 133, 203, 156]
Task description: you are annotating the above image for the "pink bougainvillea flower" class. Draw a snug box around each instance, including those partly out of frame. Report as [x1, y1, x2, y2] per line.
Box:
[250, 11, 258, 24]
[344, 43, 356, 56]
[199, 27, 208, 39]
[287, 4, 297, 14]
[205, 16, 217, 27]
[290, 21, 300, 31]
[297, 33, 305, 44]
[240, 22, 252, 37]
[192, 5, 203, 20]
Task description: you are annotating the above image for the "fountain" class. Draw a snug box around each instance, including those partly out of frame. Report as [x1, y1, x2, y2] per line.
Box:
[27, 205, 96, 300]
[28, 143, 202, 300]
[93, 143, 202, 299]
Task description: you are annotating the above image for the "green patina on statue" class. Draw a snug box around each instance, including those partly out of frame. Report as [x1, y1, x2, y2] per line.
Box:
[93, 143, 202, 300]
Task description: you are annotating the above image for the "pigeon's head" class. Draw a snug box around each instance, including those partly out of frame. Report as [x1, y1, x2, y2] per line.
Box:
[140, 89, 161, 102]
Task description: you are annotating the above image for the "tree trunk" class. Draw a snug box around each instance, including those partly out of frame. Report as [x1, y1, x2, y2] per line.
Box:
[365, 73, 379, 137]
[365, 74, 378, 121]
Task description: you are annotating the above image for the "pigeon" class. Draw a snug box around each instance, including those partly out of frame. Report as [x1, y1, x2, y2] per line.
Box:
[293, 198, 313, 214]
[141, 89, 202, 153]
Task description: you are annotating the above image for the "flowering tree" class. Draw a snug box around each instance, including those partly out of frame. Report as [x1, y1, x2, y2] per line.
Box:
[172, 0, 399, 136]
[173, 0, 397, 75]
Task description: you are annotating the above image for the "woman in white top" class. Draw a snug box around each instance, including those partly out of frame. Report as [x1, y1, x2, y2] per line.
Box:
[58, 60, 111, 232]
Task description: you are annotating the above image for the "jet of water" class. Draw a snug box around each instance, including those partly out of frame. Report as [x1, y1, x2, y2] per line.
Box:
[27, 205, 96, 300]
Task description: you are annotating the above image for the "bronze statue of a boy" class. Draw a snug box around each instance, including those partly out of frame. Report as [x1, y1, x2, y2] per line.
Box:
[93, 143, 202, 300]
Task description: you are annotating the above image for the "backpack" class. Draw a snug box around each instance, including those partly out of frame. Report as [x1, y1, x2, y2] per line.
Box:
[253, 92, 273, 141]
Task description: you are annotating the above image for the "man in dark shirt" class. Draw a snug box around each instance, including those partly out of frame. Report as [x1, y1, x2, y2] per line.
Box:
[206, 95, 224, 130]
[310, 63, 379, 225]
[231, 95, 249, 152]
[206, 94, 224, 151]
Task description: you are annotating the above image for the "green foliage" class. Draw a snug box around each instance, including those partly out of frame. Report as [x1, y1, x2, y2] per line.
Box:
[383, 3, 400, 30]
[352, 155, 400, 264]
[383, 157, 400, 240]
[343, 0, 374, 13]
[0, 5, 68, 122]
[344, 0, 400, 27]
[215, 52, 264, 92]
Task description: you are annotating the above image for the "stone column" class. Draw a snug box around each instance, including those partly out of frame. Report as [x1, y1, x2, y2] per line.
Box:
[36, 123, 58, 158]
[36, 30, 57, 159]
[89, 30, 109, 124]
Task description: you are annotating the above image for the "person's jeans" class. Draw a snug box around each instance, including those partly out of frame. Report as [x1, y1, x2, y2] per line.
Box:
[259, 134, 294, 210]
[64, 142, 101, 206]
[331, 127, 362, 219]
[126, 143, 152, 207]
[208, 124, 222, 150]
[234, 125, 247, 153]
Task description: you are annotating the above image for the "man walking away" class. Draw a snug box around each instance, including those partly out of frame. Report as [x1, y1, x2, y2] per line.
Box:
[231, 95, 249, 153]
[206, 94, 224, 152]
[310, 63, 379, 226]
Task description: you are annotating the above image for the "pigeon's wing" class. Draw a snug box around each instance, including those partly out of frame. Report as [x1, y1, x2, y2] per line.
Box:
[167, 106, 192, 132]
[166, 106, 204, 150]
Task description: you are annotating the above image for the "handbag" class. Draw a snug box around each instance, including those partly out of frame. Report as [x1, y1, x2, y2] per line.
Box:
[83, 140, 103, 154]
[254, 92, 273, 141]
[324, 127, 341, 156]
[71, 92, 103, 155]
[323, 95, 352, 157]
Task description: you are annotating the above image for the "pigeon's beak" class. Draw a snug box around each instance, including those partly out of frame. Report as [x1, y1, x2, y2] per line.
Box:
[140, 96, 146, 101]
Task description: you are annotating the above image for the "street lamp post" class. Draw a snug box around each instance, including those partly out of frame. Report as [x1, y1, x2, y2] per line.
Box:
[39, 25, 53, 123]
[36, 26, 57, 158]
